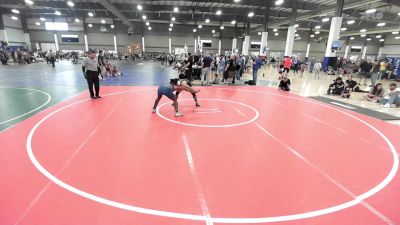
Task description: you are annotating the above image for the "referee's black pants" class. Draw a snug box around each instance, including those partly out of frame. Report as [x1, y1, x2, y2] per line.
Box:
[86, 70, 100, 97]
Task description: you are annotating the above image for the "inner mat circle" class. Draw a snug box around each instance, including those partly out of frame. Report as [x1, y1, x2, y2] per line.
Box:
[156, 98, 259, 128]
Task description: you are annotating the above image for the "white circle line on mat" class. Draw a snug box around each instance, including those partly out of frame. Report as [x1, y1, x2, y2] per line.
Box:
[26, 87, 398, 223]
[156, 98, 259, 128]
[0, 87, 51, 125]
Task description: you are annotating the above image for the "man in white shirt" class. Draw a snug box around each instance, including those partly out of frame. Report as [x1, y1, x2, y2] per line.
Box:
[380, 83, 400, 108]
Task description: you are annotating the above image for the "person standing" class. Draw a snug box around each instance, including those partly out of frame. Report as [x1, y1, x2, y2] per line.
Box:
[184, 53, 193, 81]
[252, 56, 263, 84]
[46, 50, 56, 67]
[201, 53, 213, 85]
[98, 50, 106, 79]
[82, 49, 101, 99]
[371, 60, 380, 87]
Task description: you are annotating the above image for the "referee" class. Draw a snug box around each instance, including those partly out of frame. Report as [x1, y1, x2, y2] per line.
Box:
[82, 49, 101, 99]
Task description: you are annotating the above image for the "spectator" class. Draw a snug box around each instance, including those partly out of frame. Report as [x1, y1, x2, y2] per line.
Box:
[252, 56, 263, 83]
[359, 59, 372, 85]
[379, 60, 388, 80]
[363, 83, 384, 102]
[46, 50, 56, 67]
[200, 53, 213, 85]
[278, 74, 291, 91]
[184, 53, 194, 81]
[327, 77, 344, 95]
[345, 75, 360, 92]
[341, 86, 352, 98]
[314, 61, 322, 79]
[370, 60, 380, 87]
[283, 56, 292, 75]
[380, 83, 400, 108]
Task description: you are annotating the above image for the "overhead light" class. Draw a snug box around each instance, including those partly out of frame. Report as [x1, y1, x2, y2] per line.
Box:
[258, 32, 261, 35]
[146, 22, 150, 26]
[88, 24, 93, 27]
[25, 0, 34, 5]
[169, 28, 172, 31]
[315, 25, 321, 29]
[376, 35, 382, 38]
[220, 26, 224, 29]
[338, 36, 341, 39]
[366, 38, 371, 41]
[171, 17, 176, 21]
[198, 24, 202, 28]
[35, 22, 40, 26]
[55, 11, 61, 16]
[67, 1, 74, 7]
[101, 19, 106, 24]
[322, 18, 330, 22]
[110, 24, 114, 28]
[377, 22, 386, 27]
[392, 31, 399, 34]
[273, 28, 278, 32]
[193, 28, 197, 32]
[379, 39, 384, 42]
[170, 23, 173, 27]
[248, 12, 254, 17]
[310, 34, 315, 37]
[341, 27, 347, 31]
[11, 9, 20, 14]
[395, 36, 400, 39]
[40, 17, 45, 21]
[294, 29, 297, 33]
[212, 30, 215, 33]
[295, 33, 299, 37]
[137, 5, 143, 10]
[74, 18, 80, 23]
[148, 27, 152, 30]
[398, 12, 400, 16]
[347, 20, 355, 25]
[315, 31, 320, 34]
[294, 24, 299, 28]
[274, 33, 279, 36]
[88, 12, 94, 17]
[216, 10, 222, 15]
[365, 9, 376, 14]
[361, 34, 366, 37]
[174, 7, 179, 12]
[234, 0, 241, 2]
[231, 20, 236, 25]
[275, 0, 284, 5]
[350, 37, 354, 40]
[360, 29, 367, 32]
[205, 18, 210, 23]
[142, 15, 147, 20]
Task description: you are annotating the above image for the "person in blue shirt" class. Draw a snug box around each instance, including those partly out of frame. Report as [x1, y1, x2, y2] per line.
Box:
[252, 56, 263, 83]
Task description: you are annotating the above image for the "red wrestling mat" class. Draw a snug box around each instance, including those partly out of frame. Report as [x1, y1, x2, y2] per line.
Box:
[1, 86, 399, 225]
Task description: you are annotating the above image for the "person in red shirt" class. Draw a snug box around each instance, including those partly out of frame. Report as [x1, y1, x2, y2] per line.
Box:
[283, 56, 292, 75]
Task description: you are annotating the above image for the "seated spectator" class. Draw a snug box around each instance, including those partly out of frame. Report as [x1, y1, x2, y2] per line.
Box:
[345, 75, 360, 92]
[380, 83, 400, 108]
[327, 77, 344, 95]
[278, 74, 291, 91]
[341, 86, 352, 98]
[363, 83, 384, 102]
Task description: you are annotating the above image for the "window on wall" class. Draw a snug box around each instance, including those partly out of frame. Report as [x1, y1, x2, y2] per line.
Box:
[45, 22, 68, 31]
[251, 41, 261, 49]
[350, 46, 362, 53]
[201, 40, 212, 48]
[61, 34, 79, 42]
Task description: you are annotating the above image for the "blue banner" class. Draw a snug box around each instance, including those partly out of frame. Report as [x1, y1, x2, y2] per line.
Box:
[387, 57, 400, 78]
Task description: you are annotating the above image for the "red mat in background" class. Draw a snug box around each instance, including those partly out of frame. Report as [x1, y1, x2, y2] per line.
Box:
[0, 86, 399, 225]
